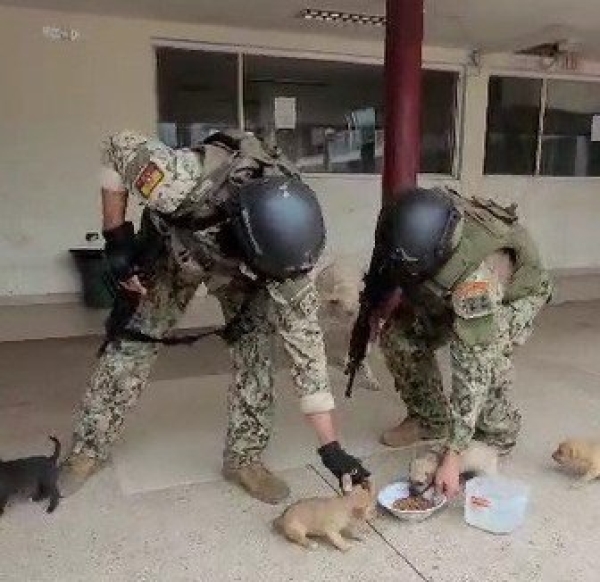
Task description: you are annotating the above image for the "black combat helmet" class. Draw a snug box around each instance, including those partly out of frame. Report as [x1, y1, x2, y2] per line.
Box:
[229, 176, 326, 280]
[376, 187, 462, 284]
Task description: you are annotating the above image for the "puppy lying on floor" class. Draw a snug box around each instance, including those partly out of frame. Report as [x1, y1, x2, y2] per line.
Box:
[408, 440, 498, 496]
[0, 436, 62, 515]
[314, 259, 382, 392]
[273, 474, 377, 552]
[552, 439, 600, 487]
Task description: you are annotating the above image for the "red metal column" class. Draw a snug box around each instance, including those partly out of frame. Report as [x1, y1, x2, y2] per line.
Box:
[382, 0, 424, 202]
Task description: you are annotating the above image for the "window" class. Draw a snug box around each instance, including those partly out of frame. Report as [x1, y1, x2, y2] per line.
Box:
[156, 47, 238, 147]
[484, 76, 542, 175]
[243, 56, 384, 174]
[421, 70, 459, 174]
[541, 80, 600, 177]
[155, 46, 460, 176]
[484, 75, 600, 177]
[244, 56, 458, 175]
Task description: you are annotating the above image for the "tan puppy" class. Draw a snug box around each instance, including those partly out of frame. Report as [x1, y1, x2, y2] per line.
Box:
[314, 260, 381, 391]
[552, 439, 600, 486]
[409, 441, 498, 495]
[314, 261, 362, 318]
[273, 475, 376, 552]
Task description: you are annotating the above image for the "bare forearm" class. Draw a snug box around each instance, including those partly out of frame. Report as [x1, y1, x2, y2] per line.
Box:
[305, 411, 337, 446]
[101, 188, 128, 231]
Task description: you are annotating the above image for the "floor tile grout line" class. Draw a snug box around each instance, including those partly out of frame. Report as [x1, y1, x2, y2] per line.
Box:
[307, 463, 431, 582]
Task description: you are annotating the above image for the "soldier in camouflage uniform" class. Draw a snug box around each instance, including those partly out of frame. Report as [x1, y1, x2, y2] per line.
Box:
[59, 130, 370, 504]
[357, 187, 551, 498]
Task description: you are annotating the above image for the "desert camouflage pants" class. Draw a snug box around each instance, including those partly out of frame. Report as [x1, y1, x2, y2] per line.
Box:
[380, 285, 551, 451]
[71, 257, 280, 467]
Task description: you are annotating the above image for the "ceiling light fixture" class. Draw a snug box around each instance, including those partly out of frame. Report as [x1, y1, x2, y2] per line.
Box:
[298, 8, 386, 27]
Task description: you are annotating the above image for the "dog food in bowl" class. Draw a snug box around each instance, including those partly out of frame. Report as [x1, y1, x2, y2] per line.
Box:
[393, 496, 435, 512]
[378, 481, 447, 522]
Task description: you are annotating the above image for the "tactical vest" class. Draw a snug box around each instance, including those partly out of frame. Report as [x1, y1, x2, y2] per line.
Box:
[423, 192, 547, 305]
[167, 131, 300, 225]
[145, 131, 302, 281]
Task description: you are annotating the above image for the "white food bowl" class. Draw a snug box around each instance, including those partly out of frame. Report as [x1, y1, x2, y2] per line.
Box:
[378, 481, 447, 522]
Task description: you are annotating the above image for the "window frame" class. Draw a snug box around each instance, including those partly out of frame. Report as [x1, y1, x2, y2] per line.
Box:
[485, 68, 600, 180]
[152, 39, 465, 180]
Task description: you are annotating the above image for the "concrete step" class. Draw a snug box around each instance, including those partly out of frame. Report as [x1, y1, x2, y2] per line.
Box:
[0, 269, 598, 342]
[549, 268, 600, 304]
[0, 292, 223, 343]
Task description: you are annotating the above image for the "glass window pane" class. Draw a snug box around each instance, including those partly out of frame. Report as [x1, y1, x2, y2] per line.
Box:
[244, 56, 458, 175]
[540, 80, 600, 177]
[484, 76, 542, 175]
[156, 47, 238, 148]
[421, 70, 458, 174]
[243, 55, 384, 174]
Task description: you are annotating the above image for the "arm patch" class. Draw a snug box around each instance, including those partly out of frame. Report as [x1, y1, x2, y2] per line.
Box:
[134, 161, 165, 199]
[452, 281, 494, 319]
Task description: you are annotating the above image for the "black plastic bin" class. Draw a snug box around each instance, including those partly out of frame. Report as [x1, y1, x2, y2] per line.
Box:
[69, 248, 113, 309]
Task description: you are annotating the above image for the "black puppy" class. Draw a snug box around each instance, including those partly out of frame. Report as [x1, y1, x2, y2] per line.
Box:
[0, 436, 61, 515]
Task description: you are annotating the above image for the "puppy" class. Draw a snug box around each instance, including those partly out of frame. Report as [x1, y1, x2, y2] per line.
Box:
[315, 261, 362, 318]
[314, 260, 381, 392]
[273, 474, 376, 552]
[0, 436, 62, 515]
[408, 440, 498, 496]
[552, 439, 600, 486]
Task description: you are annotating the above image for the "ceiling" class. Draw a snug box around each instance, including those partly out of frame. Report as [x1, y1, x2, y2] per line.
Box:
[3, 0, 600, 58]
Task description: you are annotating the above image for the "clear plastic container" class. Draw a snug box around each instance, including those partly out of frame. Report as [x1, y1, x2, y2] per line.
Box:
[465, 476, 530, 535]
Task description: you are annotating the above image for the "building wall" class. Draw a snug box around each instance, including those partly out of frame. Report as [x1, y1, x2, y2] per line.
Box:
[1, 5, 599, 299]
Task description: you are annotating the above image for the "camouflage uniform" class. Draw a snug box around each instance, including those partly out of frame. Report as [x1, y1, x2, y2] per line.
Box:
[71, 131, 333, 468]
[380, 196, 552, 453]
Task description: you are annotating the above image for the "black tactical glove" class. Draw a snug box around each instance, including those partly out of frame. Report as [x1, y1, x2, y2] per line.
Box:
[318, 441, 371, 488]
[103, 221, 137, 283]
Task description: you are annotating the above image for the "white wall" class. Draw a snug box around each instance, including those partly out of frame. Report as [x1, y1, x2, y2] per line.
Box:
[1, 5, 600, 299]
[459, 58, 600, 270]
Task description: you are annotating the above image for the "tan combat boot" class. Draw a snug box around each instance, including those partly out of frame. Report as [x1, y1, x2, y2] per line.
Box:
[58, 453, 105, 497]
[222, 462, 290, 505]
[380, 417, 438, 448]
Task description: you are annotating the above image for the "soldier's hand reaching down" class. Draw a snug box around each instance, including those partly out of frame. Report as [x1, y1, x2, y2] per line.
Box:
[435, 450, 461, 499]
[318, 441, 371, 489]
[119, 275, 147, 296]
[103, 221, 137, 281]
[102, 221, 147, 296]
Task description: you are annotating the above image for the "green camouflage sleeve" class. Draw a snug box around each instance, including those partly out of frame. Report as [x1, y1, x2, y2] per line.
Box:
[266, 277, 335, 415]
[446, 262, 502, 452]
[100, 130, 202, 215]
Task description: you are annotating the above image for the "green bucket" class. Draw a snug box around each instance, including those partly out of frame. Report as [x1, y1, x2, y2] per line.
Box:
[69, 248, 114, 309]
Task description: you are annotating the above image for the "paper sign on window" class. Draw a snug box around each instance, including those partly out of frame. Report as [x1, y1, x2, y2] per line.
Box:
[274, 97, 297, 130]
[591, 115, 600, 142]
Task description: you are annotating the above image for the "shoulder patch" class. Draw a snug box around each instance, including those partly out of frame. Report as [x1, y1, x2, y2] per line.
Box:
[134, 161, 164, 198]
[452, 280, 494, 319]
[455, 281, 490, 300]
